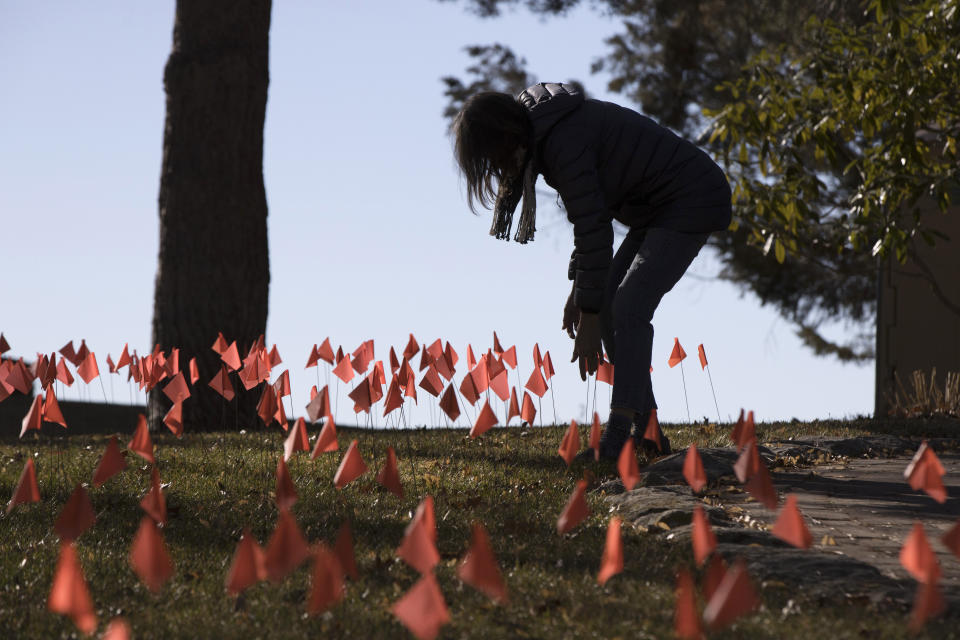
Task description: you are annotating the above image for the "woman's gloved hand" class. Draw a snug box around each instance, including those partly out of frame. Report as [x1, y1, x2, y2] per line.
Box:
[562, 288, 579, 339]
[571, 311, 602, 381]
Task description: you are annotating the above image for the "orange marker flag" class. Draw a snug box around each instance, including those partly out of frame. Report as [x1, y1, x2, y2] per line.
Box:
[459, 373, 480, 406]
[466, 344, 477, 369]
[617, 439, 641, 491]
[257, 387, 280, 426]
[20, 394, 42, 438]
[702, 554, 728, 602]
[904, 441, 947, 503]
[558, 420, 580, 466]
[163, 401, 183, 438]
[418, 365, 444, 397]
[433, 351, 455, 381]
[588, 412, 602, 460]
[128, 414, 155, 464]
[732, 409, 756, 451]
[900, 521, 941, 584]
[391, 572, 450, 640]
[161, 371, 190, 405]
[307, 543, 345, 615]
[667, 338, 687, 368]
[311, 418, 339, 457]
[211, 332, 228, 355]
[492, 331, 504, 355]
[439, 384, 461, 422]
[398, 503, 441, 574]
[130, 516, 175, 593]
[524, 366, 548, 398]
[54, 484, 96, 542]
[489, 370, 511, 402]
[703, 558, 758, 630]
[941, 520, 960, 559]
[116, 343, 132, 369]
[506, 388, 520, 424]
[333, 439, 368, 489]
[208, 364, 235, 402]
[140, 467, 167, 525]
[642, 409, 662, 452]
[102, 618, 131, 640]
[469, 358, 489, 393]
[532, 343, 543, 369]
[56, 358, 75, 387]
[692, 504, 717, 566]
[542, 351, 556, 381]
[376, 446, 404, 498]
[317, 337, 335, 365]
[402, 334, 419, 361]
[771, 494, 812, 549]
[43, 388, 67, 428]
[77, 351, 100, 383]
[457, 522, 508, 604]
[347, 378, 372, 414]
[305, 344, 321, 369]
[225, 529, 266, 595]
[470, 399, 499, 439]
[597, 360, 615, 385]
[388, 346, 402, 375]
[264, 508, 310, 583]
[48, 542, 97, 634]
[698, 343, 708, 369]
[502, 345, 517, 370]
[335, 520, 359, 580]
[733, 441, 760, 484]
[188, 357, 199, 384]
[284, 417, 310, 461]
[744, 461, 778, 510]
[92, 436, 127, 487]
[268, 344, 282, 368]
[0, 332, 9, 354]
[557, 479, 590, 534]
[683, 443, 707, 492]
[383, 374, 405, 416]
[597, 516, 624, 585]
[275, 456, 298, 511]
[674, 567, 703, 640]
[221, 341, 242, 371]
[331, 354, 354, 383]
[520, 391, 537, 425]
[910, 580, 946, 633]
[305, 384, 332, 423]
[274, 369, 291, 398]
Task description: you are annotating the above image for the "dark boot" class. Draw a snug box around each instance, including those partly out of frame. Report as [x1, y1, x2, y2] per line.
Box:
[597, 412, 632, 460]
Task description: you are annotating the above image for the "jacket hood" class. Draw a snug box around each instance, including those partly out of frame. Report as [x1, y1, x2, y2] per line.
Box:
[518, 83, 584, 142]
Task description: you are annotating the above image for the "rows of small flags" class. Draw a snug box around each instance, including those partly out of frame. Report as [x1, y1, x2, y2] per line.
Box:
[2, 331, 956, 636]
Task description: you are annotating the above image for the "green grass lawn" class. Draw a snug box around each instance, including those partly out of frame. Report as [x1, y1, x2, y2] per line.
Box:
[1, 418, 955, 639]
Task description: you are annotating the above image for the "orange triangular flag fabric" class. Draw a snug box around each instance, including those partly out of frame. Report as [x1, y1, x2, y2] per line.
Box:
[264, 508, 310, 583]
[257, 386, 280, 425]
[317, 338, 335, 365]
[187, 357, 199, 384]
[162, 371, 190, 404]
[398, 510, 441, 575]
[225, 529, 266, 595]
[492, 331, 504, 355]
[520, 391, 537, 425]
[668, 338, 687, 368]
[771, 494, 812, 549]
[211, 332, 228, 355]
[744, 461, 778, 510]
[0, 332, 9, 354]
[697, 343, 708, 369]
[54, 484, 96, 542]
[418, 365, 444, 397]
[532, 343, 543, 369]
[439, 384, 460, 422]
[692, 504, 717, 566]
[389, 346, 402, 375]
[413, 495, 437, 542]
[459, 372, 480, 406]
[489, 370, 510, 402]
[56, 357, 75, 387]
[507, 388, 520, 424]
[221, 341, 241, 371]
[208, 364, 235, 402]
[735, 410, 757, 452]
[128, 414, 155, 463]
[597, 516, 624, 585]
[307, 543, 345, 615]
[730, 408, 745, 445]
[311, 418, 339, 457]
[102, 617, 131, 640]
[139, 466, 167, 525]
[284, 417, 310, 461]
[703, 558, 758, 630]
[904, 441, 948, 503]
[674, 567, 702, 639]
[524, 366, 548, 398]
[589, 412, 601, 461]
[909, 580, 946, 632]
[335, 520, 359, 580]
[941, 520, 960, 558]
[383, 374, 405, 416]
[391, 572, 450, 640]
[48, 542, 97, 634]
[130, 516, 175, 593]
[43, 388, 67, 428]
[702, 554, 727, 602]
[20, 394, 42, 438]
[333, 440, 368, 489]
[305, 384, 331, 423]
[275, 457, 298, 511]
[733, 441, 760, 484]
[347, 378, 372, 414]
[116, 343, 132, 369]
[77, 351, 100, 383]
[469, 358, 489, 393]
[557, 479, 590, 534]
[900, 521, 941, 584]
[683, 444, 707, 492]
[332, 355, 355, 383]
[470, 399, 499, 439]
[93, 436, 128, 487]
[558, 420, 581, 466]
[376, 446, 404, 498]
[305, 344, 321, 369]
[617, 439, 641, 491]
[502, 345, 517, 369]
[273, 369, 291, 398]
[642, 409, 662, 452]
[542, 351, 556, 381]
[163, 401, 183, 438]
[458, 522, 508, 603]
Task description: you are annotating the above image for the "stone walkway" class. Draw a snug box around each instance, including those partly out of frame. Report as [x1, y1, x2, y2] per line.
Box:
[603, 436, 960, 609]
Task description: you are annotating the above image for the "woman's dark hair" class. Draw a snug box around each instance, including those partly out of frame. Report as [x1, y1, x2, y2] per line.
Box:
[453, 91, 533, 214]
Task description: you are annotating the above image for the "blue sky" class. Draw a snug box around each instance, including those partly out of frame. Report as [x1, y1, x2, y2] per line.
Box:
[0, 0, 874, 426]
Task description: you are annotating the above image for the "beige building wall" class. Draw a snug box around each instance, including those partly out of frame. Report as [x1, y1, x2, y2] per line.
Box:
[875, 198, 960, 416]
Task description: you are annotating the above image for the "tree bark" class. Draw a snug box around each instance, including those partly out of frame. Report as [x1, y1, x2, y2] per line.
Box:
[149, 0, 272, 432]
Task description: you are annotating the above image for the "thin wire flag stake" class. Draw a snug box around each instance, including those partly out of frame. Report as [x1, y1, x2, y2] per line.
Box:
[698, 344, 721, 424]
[679, 359, 691, 424]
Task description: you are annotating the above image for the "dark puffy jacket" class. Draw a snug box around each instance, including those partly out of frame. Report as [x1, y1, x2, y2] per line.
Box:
[518, 83, 732, 312]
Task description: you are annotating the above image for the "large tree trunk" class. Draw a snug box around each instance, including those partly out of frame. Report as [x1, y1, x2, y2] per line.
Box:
[149, 1, 272, 432]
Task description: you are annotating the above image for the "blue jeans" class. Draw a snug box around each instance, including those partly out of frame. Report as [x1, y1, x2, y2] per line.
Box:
[599, 227, 710, 415]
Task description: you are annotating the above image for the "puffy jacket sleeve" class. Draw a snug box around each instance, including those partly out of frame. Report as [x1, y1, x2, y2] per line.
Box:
[544, 129, 612, 313]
